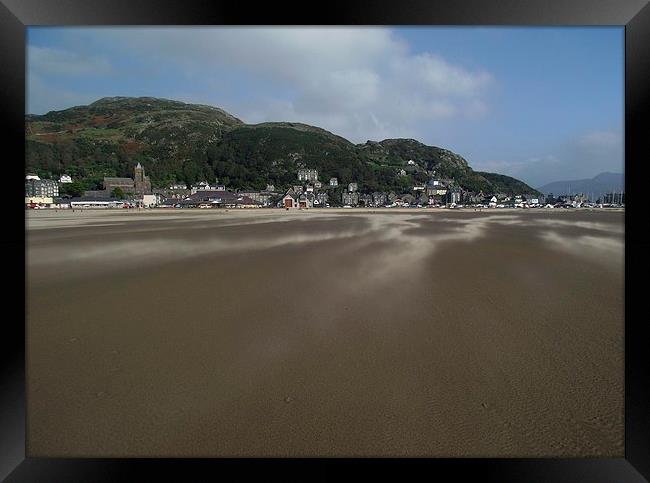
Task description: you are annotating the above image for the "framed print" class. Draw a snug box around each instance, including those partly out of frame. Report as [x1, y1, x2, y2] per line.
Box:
[2, 0, 649, 480]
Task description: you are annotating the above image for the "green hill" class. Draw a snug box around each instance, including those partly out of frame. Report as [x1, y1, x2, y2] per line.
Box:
[26, 96, 540, 195]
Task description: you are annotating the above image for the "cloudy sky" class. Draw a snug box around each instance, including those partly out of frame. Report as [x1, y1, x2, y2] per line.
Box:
[26, 27, 623, 187]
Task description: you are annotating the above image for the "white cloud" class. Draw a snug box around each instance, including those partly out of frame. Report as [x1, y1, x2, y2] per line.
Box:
[40, 27, 493, 142]
[388, 53, 492, 97]
[212, 29, 493, 141]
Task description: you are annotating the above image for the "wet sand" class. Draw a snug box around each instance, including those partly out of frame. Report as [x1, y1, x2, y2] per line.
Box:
[26, 209, 624, 457]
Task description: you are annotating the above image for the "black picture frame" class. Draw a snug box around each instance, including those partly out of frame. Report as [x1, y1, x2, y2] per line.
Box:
[3, 0, 648, 480]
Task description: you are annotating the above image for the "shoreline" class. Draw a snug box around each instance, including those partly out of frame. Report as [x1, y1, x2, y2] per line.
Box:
[27, 206, 626, 216]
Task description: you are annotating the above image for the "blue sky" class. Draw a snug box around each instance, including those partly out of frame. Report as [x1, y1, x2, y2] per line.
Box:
[26, 27, 623, 187]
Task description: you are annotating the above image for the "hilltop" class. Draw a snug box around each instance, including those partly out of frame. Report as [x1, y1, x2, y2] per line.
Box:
[26, 97, 540, 195]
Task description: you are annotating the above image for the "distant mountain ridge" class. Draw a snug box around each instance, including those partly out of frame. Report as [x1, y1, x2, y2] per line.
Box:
[537, 172, 624, 200]
[26, 96, 540, 196]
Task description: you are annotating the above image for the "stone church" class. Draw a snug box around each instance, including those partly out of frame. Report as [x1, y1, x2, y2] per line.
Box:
[103, 162, 152, 195]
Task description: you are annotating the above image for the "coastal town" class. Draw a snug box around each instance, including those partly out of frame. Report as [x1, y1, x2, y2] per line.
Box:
[25, 162, 625, 211]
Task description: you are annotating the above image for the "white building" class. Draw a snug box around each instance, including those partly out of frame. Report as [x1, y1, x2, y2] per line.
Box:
[69, 200, 125, 208]
[59, 174, 73, 184]
[25, 173, 40, 181]
[26, 179, 59, 198]
[142, 194, 157, 207]
[329, 177, 338, 187]
[407, 160, 416, 166]
[297, 168, 318, 182]
[191, 181, 220, 194]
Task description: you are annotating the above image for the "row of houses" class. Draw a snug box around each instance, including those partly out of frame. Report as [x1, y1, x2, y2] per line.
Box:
[158, 189, 263, 208]
[280, 171, 458, 209]
[278, 182, 549, 209]
[24, 181, 623, 211]
[281, 188, 329, 209]
[23, 170, 537, 210]
[31, 163, 620, 210]
[280, 185, 458, 209]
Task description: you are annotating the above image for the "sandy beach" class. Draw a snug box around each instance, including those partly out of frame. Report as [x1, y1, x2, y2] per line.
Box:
[26, 208, 624, 457]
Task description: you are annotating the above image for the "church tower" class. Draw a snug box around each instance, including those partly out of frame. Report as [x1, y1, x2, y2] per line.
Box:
[134, 162, 152, 194]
